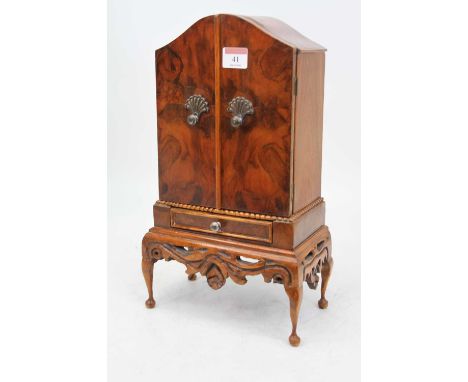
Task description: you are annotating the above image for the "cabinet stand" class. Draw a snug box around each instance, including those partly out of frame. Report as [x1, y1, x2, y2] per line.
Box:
[143, 14, 333, 347]
[142, 224, 332, 346]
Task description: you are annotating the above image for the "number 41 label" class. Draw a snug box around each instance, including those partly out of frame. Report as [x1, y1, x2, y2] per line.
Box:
[222, 47, 248, 69]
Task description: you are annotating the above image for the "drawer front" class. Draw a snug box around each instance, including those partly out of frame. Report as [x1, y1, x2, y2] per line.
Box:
[170, 208, 272, 243]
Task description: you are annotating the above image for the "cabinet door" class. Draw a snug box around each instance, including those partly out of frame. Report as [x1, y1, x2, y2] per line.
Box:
[156, 16, 216, 207]
[219, 15, 294, 217]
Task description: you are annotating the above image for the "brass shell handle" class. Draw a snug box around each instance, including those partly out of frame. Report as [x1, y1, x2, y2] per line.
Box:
[227, 96, 254, 128]
[209, 221, 221, 232]
[185, 95, 209, 126]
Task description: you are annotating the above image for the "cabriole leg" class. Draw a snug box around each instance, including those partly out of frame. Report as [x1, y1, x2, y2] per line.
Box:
[318, 255, 333, 309]
[284, 283, 303, 347]
[142, 257, 156, 308]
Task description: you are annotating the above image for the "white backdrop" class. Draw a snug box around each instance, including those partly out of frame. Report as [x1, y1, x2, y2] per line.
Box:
[108, 1, 360, 381]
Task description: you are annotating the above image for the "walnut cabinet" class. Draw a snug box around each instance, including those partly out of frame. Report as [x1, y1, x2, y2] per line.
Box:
[142, 14, 333, 346]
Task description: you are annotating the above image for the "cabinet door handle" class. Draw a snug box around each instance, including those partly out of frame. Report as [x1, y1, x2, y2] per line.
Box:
[227, 96, 254, 128]
[185, 95, 209, 126]
[209, 221, 221, 232]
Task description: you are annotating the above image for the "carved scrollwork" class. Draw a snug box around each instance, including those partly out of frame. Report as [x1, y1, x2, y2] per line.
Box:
[302, 228, 332, 290]
[143, 242, 293, 290]
[206, 264, 225, 290]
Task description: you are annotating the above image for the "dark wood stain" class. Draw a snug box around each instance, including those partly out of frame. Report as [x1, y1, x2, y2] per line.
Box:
[146, 15, 331, 347]
[156, 16, 216, 207]
[155, 15, 319, 218]
[170, 208, 272, 243]
[219, 15, 293, 216]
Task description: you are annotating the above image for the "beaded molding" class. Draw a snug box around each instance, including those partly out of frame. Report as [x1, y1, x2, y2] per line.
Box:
[155, 197, 324, 223]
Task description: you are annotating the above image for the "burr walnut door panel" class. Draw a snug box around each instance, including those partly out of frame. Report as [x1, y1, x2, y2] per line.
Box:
[219, 15, 294, 217]
[156, 16, 216, 207]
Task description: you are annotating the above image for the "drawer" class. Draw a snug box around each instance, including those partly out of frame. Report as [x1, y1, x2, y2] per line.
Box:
[170, 208, 272, 243]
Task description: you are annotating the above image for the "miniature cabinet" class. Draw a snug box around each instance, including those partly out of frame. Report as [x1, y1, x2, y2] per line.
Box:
[142, 14, 333, 346]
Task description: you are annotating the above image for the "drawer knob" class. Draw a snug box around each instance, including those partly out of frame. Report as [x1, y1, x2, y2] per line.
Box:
[185, 95, 209, 126]
[227, 96, 254, 128]
[209, 221, 221, 232]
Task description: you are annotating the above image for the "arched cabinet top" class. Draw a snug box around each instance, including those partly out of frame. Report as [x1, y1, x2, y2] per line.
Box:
[155, 14, 326, 216]
[156, 14, 325, 53]
[239, 15, 326, 52]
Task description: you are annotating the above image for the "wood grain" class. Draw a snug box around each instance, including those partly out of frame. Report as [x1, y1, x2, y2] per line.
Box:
[170, 207, 272, 243]
[142, 224, 332, 346]
[293, 51, 325, 212]
[219, 14, 294, 217]
[147, 14, 332, 347]
[156, 16, 216, 207]
[214, 15, 222, 208]
[241, 16, 326, 52]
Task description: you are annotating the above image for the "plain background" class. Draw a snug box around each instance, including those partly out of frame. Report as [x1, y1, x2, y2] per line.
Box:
[108, 1, 360, 381]
[2, 1, 468, 382]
